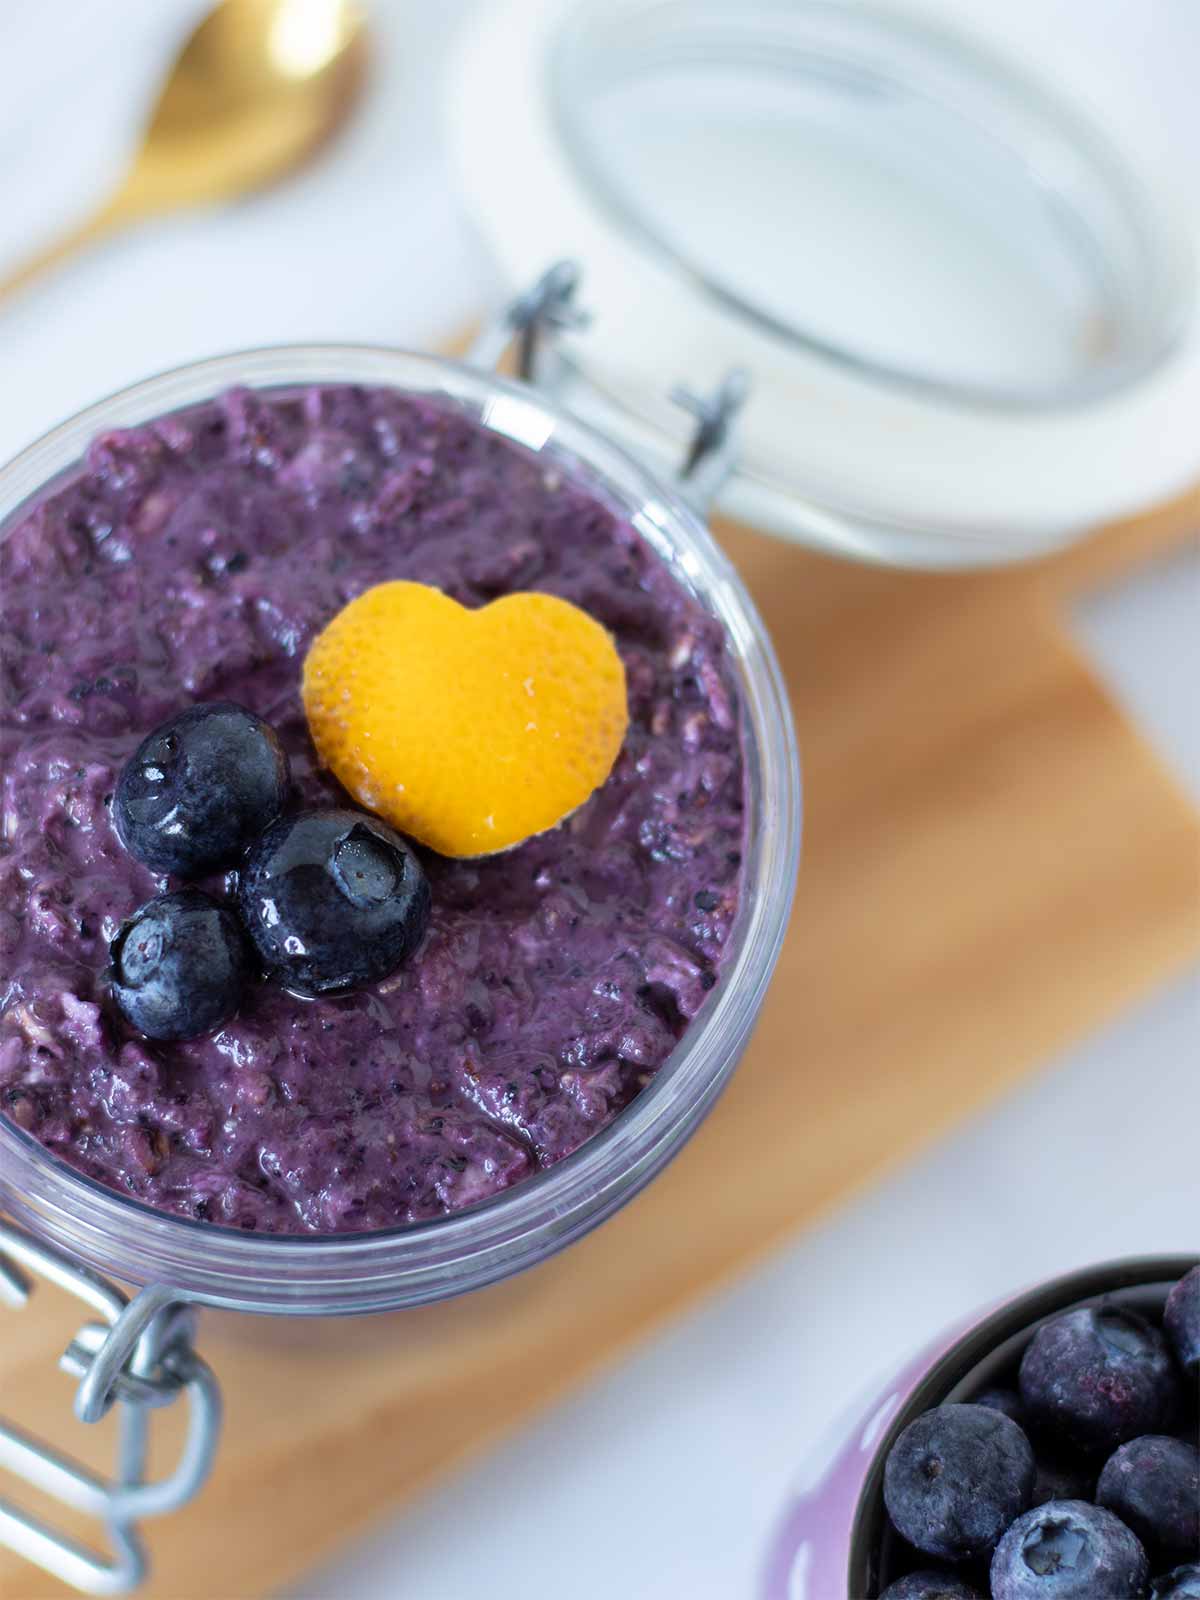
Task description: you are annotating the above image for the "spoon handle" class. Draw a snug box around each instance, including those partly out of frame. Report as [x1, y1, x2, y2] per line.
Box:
[0, 191, 137, 306]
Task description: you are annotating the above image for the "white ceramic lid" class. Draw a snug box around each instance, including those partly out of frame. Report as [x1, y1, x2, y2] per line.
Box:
[446, 0, 1200, 565]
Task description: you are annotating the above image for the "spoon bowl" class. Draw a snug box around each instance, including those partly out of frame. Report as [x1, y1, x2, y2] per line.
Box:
[130, 0, 368, 212]
[1, 0, 368, 301]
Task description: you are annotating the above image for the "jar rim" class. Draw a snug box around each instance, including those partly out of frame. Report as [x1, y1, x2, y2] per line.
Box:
[447, 0, 1200, 559]
[551, 0, 1192, 411]
[0, 343, 801, 1315]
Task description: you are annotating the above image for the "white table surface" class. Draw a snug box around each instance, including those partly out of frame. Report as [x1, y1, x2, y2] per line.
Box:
[1, 5, 1196, 1598]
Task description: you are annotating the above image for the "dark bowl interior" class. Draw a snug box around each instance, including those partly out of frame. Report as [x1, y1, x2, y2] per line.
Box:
[849, 1255, 1199, 1597]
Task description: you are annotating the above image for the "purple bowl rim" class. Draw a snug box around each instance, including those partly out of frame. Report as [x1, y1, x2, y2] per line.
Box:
[849, 1252, 1200, 1596]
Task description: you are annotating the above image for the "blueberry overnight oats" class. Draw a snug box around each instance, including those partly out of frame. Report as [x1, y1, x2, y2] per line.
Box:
[0, 383, 746, 1235]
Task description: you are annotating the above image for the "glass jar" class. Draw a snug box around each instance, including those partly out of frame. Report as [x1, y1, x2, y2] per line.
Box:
[0, 342, 799, 1589]
[762, 1254, 1199, 1599]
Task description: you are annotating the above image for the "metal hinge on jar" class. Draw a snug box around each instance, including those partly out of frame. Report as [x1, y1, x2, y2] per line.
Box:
[468, 260, 750, 516]
[0, 1217, 220, 1595]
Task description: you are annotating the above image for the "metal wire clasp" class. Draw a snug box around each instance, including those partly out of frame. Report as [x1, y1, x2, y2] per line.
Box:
[0, 1217, 221, 1595]
[468, 261, 750, 514]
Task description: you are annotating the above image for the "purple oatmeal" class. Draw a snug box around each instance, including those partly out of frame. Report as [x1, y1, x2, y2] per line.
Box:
[0, 384, 746, 1234]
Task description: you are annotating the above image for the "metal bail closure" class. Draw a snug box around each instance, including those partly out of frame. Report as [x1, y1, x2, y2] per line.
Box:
[670, 369, 750, 516]
[0, 1217, 221, 1596]
[467, 259, 590, 381]
[469, 261, 750, 515]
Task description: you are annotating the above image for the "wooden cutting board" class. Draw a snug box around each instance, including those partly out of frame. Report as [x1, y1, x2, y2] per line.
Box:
[3, 482, 1198, 1600]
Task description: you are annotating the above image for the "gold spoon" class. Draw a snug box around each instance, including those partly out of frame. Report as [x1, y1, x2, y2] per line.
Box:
[0, 0, 367, 304]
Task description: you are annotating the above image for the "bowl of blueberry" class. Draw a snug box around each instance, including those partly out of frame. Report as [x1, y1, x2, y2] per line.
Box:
[764, 1257, 1199, 1599]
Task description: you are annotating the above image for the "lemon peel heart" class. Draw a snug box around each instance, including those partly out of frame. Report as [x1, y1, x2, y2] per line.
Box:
[302, 581, 629, 858]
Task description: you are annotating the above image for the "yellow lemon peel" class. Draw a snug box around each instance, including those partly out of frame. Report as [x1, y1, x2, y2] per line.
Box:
[302, 581, 629, 858]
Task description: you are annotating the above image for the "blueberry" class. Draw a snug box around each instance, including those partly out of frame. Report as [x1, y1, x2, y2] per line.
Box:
[1151, 1563, 1200, 1599]
[1019, 1305, 1182, 1458]
[1030, 1455, 1095, 1509]
[990, 1501, 1149, 1600]
[883, 1403, 1035, 1563]
[1097, 1436, 1199, 1564]
[879, 1572, 984, 1598]
[110, 889, 250, 1040]
[115, 702, 290, 875]
[974, 1387, 1029, 1430]
[238, 810, 430, 997]
[1165, 1267, 1200, 1377]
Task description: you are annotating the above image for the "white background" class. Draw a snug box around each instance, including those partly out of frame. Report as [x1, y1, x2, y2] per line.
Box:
[0, 4, 1196, 1598]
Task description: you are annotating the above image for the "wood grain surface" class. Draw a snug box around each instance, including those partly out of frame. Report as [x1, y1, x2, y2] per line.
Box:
[3, 486, 1198, 1600]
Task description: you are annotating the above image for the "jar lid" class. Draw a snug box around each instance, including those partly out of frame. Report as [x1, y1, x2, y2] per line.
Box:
[447, 0, 1200, 565]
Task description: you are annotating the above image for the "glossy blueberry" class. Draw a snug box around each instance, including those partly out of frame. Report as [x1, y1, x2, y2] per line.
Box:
[990, 1501, 1149, 1600]
[115, 701, 290, 876]
[238, 809, 430, 997]
[1030, 1455, 1095, 1510]
[883, 1403, 1035, 1563]
[110, 889, 250, 1041]
[1097, 1436, 1199, 1563]
[1165, 1267, 1200, 1377]
[1019, 1305, 1182, 1458]
[879, 1572, 983, 1599]
[1151, 1563, 1200, 1599]
[974, 1387, 1029, 1429]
